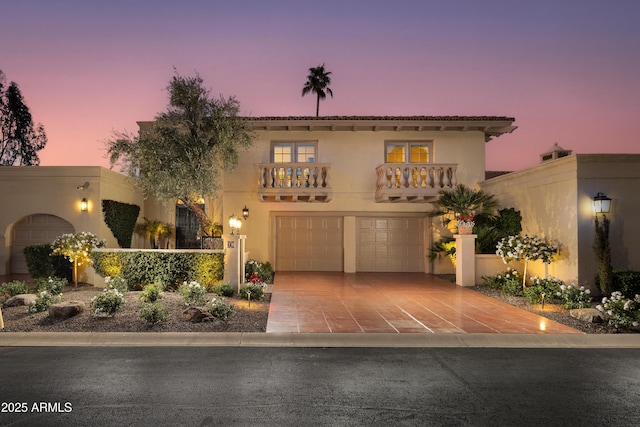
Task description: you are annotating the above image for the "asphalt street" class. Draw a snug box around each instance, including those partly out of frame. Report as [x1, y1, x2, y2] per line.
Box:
[1, 346, 639, 426]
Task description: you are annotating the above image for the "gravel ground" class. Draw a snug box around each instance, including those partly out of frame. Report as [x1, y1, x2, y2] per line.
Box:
[1, 283, 269, 333]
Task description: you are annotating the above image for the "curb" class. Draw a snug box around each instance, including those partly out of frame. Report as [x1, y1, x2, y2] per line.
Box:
[2, 332, 640, 348]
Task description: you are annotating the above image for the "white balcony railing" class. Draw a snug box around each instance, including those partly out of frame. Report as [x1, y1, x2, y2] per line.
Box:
[375, 163, 458, 202]
[257, 163, 332, 202]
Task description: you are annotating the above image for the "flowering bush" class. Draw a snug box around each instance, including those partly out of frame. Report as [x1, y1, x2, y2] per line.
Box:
[139, 302, 169, 324]
[555, 283, 592, 309]
[209, 298, 236, 322]
[34, 276, 67, 295]
[91, 287, 126, 316]
[524, 276, 564, 304]
[496, 235, 559, 288]
[245, 259, 274, 283]
[482, 268, 523, 296]
[456, 214, 475, 227]
[104, 276, 129, 294]
[29, 290, 62, 313]
[178, 281, 207, 305]
[596, 292, 640, 329]
[51, 232, 106, 286]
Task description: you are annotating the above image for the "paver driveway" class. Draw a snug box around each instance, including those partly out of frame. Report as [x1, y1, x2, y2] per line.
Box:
[266, 272, 582, 334]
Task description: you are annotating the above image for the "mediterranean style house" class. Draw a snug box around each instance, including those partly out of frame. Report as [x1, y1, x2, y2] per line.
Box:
[1, 115, 637, 292]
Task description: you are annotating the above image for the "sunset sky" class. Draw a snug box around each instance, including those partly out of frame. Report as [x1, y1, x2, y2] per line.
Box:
[2, 0, 639, 171]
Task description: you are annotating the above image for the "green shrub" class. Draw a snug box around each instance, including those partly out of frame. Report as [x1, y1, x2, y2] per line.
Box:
[556, 283, 593, 309]
[139, 282, 164, 303]
[523, 276, 563, 304]
[34, 276, 67, 295]
[28, 290, 62, 313]
[611, 270, 640, 298]
[212, 282, 236, 297]
[102, 200, 140, 248]
[0, 280, 30, 302]
[139, 302, 169, 324]
[239, 283, 264, 301]
[482, 268, 522, 296]
[209, 298, 236, 322]
[91, 288, 126, 316]
[92, 251, 224, 290]
[245, 259, 274, 283]
[178, 281, 207, 305]
[23, 244, 72, 280]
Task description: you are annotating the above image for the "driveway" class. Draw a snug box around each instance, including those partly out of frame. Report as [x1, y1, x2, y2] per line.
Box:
[266, 272, 582, 334]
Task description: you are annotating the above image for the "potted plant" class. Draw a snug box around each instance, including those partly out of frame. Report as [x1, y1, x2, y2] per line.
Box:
[429, 184, 498, 234]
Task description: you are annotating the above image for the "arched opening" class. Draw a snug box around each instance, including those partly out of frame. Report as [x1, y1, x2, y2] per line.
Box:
[10, 214, 75, 274]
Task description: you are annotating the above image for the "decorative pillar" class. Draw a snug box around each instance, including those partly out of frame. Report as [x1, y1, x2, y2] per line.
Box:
[223, 234, 246, 292]
[455, 233, 477, 287]
[343, 216, 356, 273]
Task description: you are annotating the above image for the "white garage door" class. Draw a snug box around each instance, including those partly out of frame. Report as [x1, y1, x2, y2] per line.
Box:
[357, 217, 424, 272]
[275, 216, 343, 271]
[11, 214, 75, 274]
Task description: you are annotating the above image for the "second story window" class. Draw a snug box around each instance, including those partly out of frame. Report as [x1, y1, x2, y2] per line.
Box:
[385, 141, 432, 163]
[272, 142, 317, 163]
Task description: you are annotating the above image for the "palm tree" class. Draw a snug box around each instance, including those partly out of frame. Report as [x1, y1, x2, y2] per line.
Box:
[429, 184, 499, 230]
[302, 64, 333, 116]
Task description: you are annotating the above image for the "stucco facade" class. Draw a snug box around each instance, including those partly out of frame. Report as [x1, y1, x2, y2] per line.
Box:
[0, 166, 145, 279]
[480, 154, 640, 291]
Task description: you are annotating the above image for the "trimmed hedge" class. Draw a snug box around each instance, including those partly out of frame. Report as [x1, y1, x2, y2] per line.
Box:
[102, 200, 140, 248]
[92, 250, 224, 290]
[23, 244, 72, 281]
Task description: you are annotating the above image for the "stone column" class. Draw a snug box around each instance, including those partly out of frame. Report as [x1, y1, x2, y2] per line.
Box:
[223, 234, 246, 292]
[455, 234, 477, 287]
[343, 216, 356, 273]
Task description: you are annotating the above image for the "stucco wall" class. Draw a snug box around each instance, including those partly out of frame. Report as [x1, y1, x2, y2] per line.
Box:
[224, 128, 488, 268]
[0, 166, 145, 278]
[480, 154, 640, 291]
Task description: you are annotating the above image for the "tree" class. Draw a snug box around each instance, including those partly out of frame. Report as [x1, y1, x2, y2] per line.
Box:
[0, 70, 47, 165]
[593, 215, 613, 295]
[106, 71, 254, 235]
[302, 64, 333, 116]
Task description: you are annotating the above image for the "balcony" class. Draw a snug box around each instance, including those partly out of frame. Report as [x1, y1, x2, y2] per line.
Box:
[375, 163, 458, 202]
[257, 163, 332, 202]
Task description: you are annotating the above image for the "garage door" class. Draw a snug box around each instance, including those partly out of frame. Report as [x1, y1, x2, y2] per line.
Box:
[276, 216, 343, 271]
[11, 214, 75, 274]
[357, 217, 424, 272]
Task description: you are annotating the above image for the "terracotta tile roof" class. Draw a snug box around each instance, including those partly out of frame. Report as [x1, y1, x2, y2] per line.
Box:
[247, 115, 515, 121]
[485, 171, 513, 180]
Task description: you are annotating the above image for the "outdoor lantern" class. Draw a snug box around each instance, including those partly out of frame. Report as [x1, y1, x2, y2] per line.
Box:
[242, 205, 249, 220]
[80, 198, 88, 212]
[592, 192, 611, 214]
[229, 214, 242, 235]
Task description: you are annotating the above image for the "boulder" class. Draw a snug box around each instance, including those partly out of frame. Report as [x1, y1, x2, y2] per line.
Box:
[48, 301, 86, 318]
[3, 294, 37, 308]
[182, 306, 214, 323]
[570, 308, 604, 324]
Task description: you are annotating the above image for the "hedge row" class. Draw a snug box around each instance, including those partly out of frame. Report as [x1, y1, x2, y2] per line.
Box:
[92, 251, 224, 290]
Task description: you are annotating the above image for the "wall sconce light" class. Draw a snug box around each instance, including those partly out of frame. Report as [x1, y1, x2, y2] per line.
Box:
[229, 214, 242, 235]
[242, 206, 249, 220]
[592, 192, 611, 215]
[80, 198, 88, 212]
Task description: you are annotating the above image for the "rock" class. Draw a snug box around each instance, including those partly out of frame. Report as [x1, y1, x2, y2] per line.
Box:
[3, 294, 37, 308]
[182, 306, 214, 323]
[570, 308, 604, 323]
[48, 301, 86, 318]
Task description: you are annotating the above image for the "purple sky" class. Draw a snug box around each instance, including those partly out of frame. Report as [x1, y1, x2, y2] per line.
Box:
[2, 0, 639, 171]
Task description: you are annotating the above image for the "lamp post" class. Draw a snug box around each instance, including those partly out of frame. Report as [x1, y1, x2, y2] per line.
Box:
[593, 192, 613, 295]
